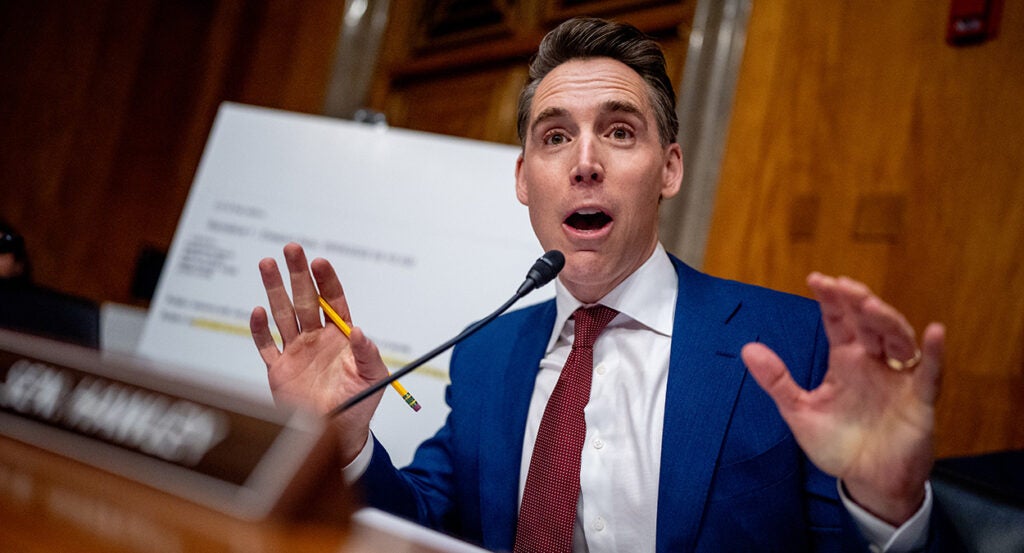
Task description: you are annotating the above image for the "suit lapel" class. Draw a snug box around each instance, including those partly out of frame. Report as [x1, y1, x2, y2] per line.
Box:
[478, 301, 556, 551]
[656, 258, 752, 553]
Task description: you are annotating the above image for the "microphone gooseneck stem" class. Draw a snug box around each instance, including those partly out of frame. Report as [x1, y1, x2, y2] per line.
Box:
[327, 288, 528, 418]
[326, 250, 563, 418]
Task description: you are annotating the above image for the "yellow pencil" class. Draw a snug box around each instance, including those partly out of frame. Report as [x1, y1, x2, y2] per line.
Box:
[318, 296, 421, 412]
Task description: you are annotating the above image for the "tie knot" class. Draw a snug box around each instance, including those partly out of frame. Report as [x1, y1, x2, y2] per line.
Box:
[572, 305, 618, 349]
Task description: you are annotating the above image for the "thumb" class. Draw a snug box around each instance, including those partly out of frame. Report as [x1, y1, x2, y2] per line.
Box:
[349, 326, 390, 383]
[742, 342, 805, 415]
[913, 322, 945, 405]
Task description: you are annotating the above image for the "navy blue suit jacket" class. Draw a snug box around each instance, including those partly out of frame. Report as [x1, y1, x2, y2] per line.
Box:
[358, 256, 947, 551]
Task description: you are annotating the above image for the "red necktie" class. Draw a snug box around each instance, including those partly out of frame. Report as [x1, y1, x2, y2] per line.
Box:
[514, 305, 619, 553]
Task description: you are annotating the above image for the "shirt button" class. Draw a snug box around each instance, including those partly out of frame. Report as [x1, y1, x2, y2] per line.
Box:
[593, 438, 604, 450]
[595, 364, 606, 375]
[594, 517, 606, 531]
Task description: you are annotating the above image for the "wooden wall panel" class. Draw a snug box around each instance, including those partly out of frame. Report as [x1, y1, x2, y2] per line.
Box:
[0, 0, 345, 305]
[370, 0, 695, 145]
[705, 1, 1024, 456]
[384, 65, 529, 145]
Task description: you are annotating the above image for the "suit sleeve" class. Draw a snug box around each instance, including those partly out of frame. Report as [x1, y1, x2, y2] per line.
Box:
[355, 386, 460, 530]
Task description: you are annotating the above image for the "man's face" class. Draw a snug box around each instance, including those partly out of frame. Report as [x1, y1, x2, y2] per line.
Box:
[516, 57, 683, 303]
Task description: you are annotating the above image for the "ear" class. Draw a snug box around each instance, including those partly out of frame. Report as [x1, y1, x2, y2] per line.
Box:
[515, 153, 529, 205]
[660, 143, 683, 200]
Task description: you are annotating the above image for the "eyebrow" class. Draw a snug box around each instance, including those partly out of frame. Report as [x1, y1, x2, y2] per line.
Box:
[529, 107, 569, 135]
[602, 99, 644, 119]
[529, 100, 646, 135]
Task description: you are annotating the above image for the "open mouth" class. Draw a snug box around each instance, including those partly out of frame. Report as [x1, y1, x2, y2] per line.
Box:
[565, 209, 612, 231]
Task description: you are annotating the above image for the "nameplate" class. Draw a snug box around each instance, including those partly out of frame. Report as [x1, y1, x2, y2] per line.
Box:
[0, 329, 330, 520]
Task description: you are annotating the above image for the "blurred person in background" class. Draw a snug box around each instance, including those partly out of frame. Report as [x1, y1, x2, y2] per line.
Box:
[0, 219, 31, 286]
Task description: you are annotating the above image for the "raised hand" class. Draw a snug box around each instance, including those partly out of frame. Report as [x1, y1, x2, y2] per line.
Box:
[741, 273, 945, 525]
[249, 242, 389, 462]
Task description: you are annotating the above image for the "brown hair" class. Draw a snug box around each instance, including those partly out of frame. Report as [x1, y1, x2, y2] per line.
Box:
[516, 17, 679, 146]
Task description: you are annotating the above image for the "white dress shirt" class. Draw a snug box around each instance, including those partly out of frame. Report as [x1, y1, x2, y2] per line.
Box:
[519, 243, 676, 552]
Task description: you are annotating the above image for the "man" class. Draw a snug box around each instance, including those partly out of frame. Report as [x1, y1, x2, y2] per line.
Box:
[251, 18, 953, 552]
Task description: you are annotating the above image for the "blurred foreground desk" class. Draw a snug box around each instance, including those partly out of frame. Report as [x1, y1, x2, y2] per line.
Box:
[0, 435, 347, 552]
[0, 424, 486, 553]
[0, 329, 485, 553]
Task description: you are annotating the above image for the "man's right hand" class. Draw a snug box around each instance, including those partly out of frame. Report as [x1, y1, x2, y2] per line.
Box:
[249, 242, 389, 464]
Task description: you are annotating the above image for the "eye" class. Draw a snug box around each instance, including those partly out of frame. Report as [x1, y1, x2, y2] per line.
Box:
[543, 131, 569, 146]
[609, 126, 634, 141]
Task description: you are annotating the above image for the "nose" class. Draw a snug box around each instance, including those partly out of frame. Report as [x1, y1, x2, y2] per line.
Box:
[571, 136, 604, 185]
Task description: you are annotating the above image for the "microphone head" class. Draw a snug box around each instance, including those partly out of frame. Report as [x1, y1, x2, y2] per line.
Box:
[534, 250, 565, 287]
[518, 250, 564, 296]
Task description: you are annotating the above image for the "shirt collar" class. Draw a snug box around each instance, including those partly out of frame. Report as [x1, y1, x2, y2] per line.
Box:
[547, 243, 678, 353]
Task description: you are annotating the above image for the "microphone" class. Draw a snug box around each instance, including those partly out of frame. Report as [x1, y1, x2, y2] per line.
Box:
[517, 250, 565, 296]
[327, 250, 565, 417]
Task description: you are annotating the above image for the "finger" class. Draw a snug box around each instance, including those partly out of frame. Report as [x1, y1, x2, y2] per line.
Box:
[831, 276, 916, 361]
[859, 295, 918, 364]
[741, 342, 807, 416]
[259, 256, 299, 343]
[311, 257, 353, 325]
[912, 323, 945, 404]
[249, 306, 281, 367]
[807, 273, 856, 345]
[832, 276, 886, 357]
[283, 243, 323, 332]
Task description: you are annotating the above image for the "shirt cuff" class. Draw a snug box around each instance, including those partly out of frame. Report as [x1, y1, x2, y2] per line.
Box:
[838, 480, 932, 553]
[341, 431, 375, 485]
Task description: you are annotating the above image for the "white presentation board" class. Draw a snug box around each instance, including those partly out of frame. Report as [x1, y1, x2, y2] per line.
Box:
[137, 103, 549, 466]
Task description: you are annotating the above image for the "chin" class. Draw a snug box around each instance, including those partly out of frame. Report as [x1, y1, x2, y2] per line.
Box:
[561, 249, 605, 270]
[559, 252, 617, 295]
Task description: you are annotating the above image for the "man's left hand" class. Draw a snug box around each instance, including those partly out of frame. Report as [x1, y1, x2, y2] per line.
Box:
[742, 273, 945, 525]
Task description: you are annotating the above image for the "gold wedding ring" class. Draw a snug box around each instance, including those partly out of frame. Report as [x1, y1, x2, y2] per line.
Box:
[886, 349, 922, 371]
